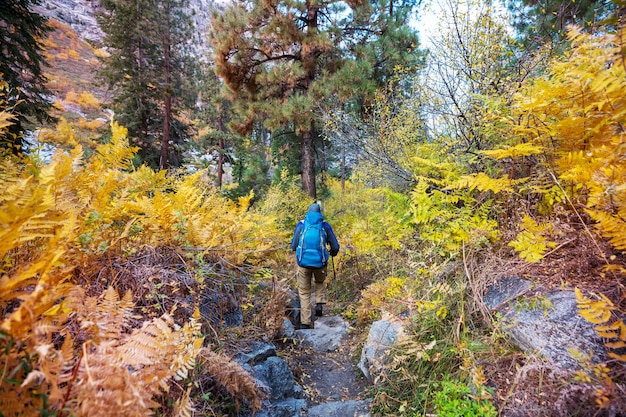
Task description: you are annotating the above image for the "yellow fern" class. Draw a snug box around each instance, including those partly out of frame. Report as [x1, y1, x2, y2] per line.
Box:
[1, 118, 274, 415]
[508, 24, 626, 257]
[508, 214, 557, 263]
[453, 172, 516, 194]
[575, 287, 626, 362]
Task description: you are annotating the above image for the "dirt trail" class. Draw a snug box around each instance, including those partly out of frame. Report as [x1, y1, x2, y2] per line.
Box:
[279, 314, 371, 408]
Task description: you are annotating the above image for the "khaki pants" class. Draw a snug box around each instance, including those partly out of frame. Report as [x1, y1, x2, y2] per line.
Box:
[296, 265, 328, 325]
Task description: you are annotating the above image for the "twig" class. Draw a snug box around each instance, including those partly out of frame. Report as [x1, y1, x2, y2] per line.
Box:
[542, 238, 576, 258]
[58, 348, 84, 417]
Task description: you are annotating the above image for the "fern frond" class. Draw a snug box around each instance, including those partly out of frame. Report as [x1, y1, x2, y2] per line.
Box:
[481, 142, 545, 159]
[173, 386, 195, 417]
[576, 287, 626, 364]
[198, 348, 264, 413]
[508, 215, 557, 263]
[94, 287, 135, 341]
[575, 287, 614, 325]
[453, 173, 515, 194]
[587, 210, 626, 253]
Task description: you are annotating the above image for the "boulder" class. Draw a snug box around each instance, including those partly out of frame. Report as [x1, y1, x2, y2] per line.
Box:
[484, 277, 607, 369]
[236, 342, 306, 417]
[252, 356, 303, 401]
[358, 318, 404, 384]
[296, 315, 349, 352]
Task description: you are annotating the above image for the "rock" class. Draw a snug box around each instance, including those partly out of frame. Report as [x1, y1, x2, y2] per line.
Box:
[236, 342, 277, 366]
[485, 278, 607, 369]
[358, 318, 404, 384]
[483, 276, 532, 309]
[253, 356, 303, 401]
[286, 292, 301, 325]
[254, 398, 307, 417]
[308, 399, 373, 417]
[296, 315, 349, 352]
[34, 0, 216, 57]
[279, 319, 296, 340]
[236, 343, 306, 417]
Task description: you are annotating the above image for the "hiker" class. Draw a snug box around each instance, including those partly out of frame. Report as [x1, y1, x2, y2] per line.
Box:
[290, 202, 340, 329]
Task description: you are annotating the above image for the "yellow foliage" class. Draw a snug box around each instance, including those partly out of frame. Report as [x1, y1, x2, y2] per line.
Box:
[358, 275, 451, 323]
[323, 179, 414, 258]
[75, 117, 106, 130]
[0, 119, 281, 415]
[93, 48, 109, 58]
[409, 180, 499, 255]
[481, 142, 545, 160]
[575, 287, 626, 362]
[63, 90, 101, 112]
[453, 172, 516, 194]
[0, 110, 13, 130]
[508, 214, 558, 263]
[509, 25, 626, 255]
[358, 276, 410, 321]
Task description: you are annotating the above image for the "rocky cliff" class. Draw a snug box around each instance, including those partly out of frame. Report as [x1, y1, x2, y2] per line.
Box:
[35, 0, 215, 51]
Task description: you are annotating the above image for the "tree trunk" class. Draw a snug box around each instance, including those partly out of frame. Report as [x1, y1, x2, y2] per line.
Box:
[300, 2, 319, 198]
[159, 28, 172, 171]
[217, 107, 225, 188]
[160, 94, 171, 171]
[302, 127, 316, 198]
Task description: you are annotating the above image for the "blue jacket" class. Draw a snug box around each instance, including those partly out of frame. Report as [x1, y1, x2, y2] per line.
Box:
[290, 212, 340, 267]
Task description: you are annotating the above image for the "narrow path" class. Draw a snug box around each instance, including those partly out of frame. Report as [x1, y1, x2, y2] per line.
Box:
[278, 315, 373, 415]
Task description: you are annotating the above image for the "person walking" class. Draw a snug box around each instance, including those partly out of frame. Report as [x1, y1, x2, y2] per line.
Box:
[290, 202, 340, 329]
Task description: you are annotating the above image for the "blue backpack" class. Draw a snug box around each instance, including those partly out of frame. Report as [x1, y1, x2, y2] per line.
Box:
[296, 212, 328, 268]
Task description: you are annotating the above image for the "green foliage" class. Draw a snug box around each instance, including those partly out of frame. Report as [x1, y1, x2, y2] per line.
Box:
[209, 0, 423, 196]
[515, 294, 555, 317]
[0, 0, 55, 155]
[507, 0, 615, 47]
[432, 380, 497, 417]
[97, 0, 195, 170]
[369, 267, 500, 416]
[324, 179, 414, 258]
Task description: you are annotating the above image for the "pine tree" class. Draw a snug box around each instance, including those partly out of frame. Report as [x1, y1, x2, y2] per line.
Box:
[507, 0, 615, 47]
[209, 0, 422, 198]
[97, 0, 195, 170]
[0, 0, 54, 156]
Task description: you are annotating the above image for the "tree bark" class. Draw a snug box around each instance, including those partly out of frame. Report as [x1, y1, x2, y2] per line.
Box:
[217, 106, 225, 188]
[300, 2, 319, 198]
[302, 127, 316, 198]
[159, 25, 172, 171]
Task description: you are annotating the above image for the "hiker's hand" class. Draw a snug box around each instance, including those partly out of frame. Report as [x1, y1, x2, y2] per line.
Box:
[330, 249, 338, 257]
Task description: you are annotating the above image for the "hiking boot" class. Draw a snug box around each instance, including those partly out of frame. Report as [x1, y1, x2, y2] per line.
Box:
[315, 303, 323, 317]
[297, 323, 313, 330]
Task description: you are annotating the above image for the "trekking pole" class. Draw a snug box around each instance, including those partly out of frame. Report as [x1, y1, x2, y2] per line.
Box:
[331, 255, 337, 303]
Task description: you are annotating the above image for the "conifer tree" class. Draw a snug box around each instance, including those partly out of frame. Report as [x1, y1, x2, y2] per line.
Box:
[209, 0, 422, 198]
[97, 0, 195, 170]
[507, 0, 615, 47]
[0, 0, 54, 156]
